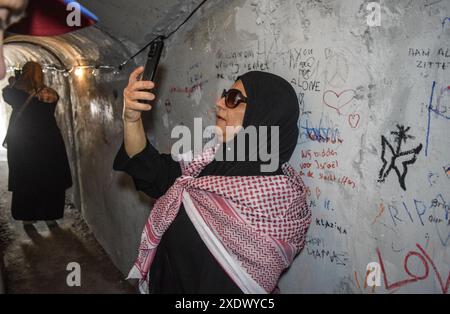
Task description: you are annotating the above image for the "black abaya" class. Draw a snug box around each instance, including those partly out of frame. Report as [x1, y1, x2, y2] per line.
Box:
[3, 87, 72, 221]
[113, 139, 244, 294]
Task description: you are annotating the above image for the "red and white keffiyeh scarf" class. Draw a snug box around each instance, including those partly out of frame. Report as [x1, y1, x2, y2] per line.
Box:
[128, 144, 311, 294]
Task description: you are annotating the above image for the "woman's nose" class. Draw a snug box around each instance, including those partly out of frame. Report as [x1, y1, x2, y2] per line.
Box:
[215, 96, 226, 111]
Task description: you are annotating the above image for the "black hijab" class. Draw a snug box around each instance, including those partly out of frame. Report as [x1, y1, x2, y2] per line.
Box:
[199, 71, 299, 177]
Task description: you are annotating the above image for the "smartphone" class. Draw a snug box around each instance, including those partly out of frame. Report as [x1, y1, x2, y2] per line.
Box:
[139, 37, 164, 104]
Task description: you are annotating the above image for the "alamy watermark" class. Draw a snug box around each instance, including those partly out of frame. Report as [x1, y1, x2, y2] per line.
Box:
[66, 2, 82, 27]
[365, 262, 381, 287]
[66, 262, 81, 287]
[367, 2, 381, 27]
[170, 118, 280, 173]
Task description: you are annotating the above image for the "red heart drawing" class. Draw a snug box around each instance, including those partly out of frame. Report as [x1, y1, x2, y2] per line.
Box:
[348, 113, 360, 128]
[323, 89, 356, 115]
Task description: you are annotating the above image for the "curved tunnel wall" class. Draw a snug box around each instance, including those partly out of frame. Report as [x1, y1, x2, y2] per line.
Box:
[1, 0, 449, 293]
[2, 27, 151, 274]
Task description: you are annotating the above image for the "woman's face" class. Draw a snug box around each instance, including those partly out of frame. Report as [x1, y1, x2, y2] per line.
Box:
[215, 80, 247, 143]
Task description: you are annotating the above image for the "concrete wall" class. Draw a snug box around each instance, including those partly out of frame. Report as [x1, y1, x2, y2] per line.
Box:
[3, 0, 449, 293]
[117, 0, 450, 293]
[77, 0, 206, 47]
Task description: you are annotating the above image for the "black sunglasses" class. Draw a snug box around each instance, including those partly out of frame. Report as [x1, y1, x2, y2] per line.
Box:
[221, 89, 247, 109]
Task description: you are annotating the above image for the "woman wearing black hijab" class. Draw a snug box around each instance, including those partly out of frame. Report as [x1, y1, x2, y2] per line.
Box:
[114, 69, 311, 294]
[2, 61, 72, 224]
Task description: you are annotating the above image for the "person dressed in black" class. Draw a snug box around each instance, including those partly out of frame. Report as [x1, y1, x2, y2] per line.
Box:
[114, 68, 308, 294]
[2, 61, 72, 224]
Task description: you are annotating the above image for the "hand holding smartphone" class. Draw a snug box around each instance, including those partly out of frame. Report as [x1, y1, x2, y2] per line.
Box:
[122, 37, 164, 123]
[139, 37, 164, 104]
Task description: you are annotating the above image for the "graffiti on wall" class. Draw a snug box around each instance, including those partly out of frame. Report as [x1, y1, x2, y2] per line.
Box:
[378, 125, 423, 191]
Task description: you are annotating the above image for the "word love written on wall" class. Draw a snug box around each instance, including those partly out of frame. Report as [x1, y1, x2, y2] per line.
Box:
[376, 243, 450, 294]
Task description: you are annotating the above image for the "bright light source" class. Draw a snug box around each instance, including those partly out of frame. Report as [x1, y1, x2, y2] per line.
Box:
[74, 67, 84, 77]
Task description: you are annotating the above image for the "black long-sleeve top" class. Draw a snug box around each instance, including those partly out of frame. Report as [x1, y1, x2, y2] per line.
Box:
[113, 139, 243, 294]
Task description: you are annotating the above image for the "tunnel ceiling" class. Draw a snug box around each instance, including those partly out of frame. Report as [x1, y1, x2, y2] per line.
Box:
[77, 0, 206, 46]
[4, 0, 210, 77]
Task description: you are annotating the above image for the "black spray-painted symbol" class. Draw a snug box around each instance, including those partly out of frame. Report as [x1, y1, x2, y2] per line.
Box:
[444, 164, 450, 179]
[378, 125, 423, 191]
